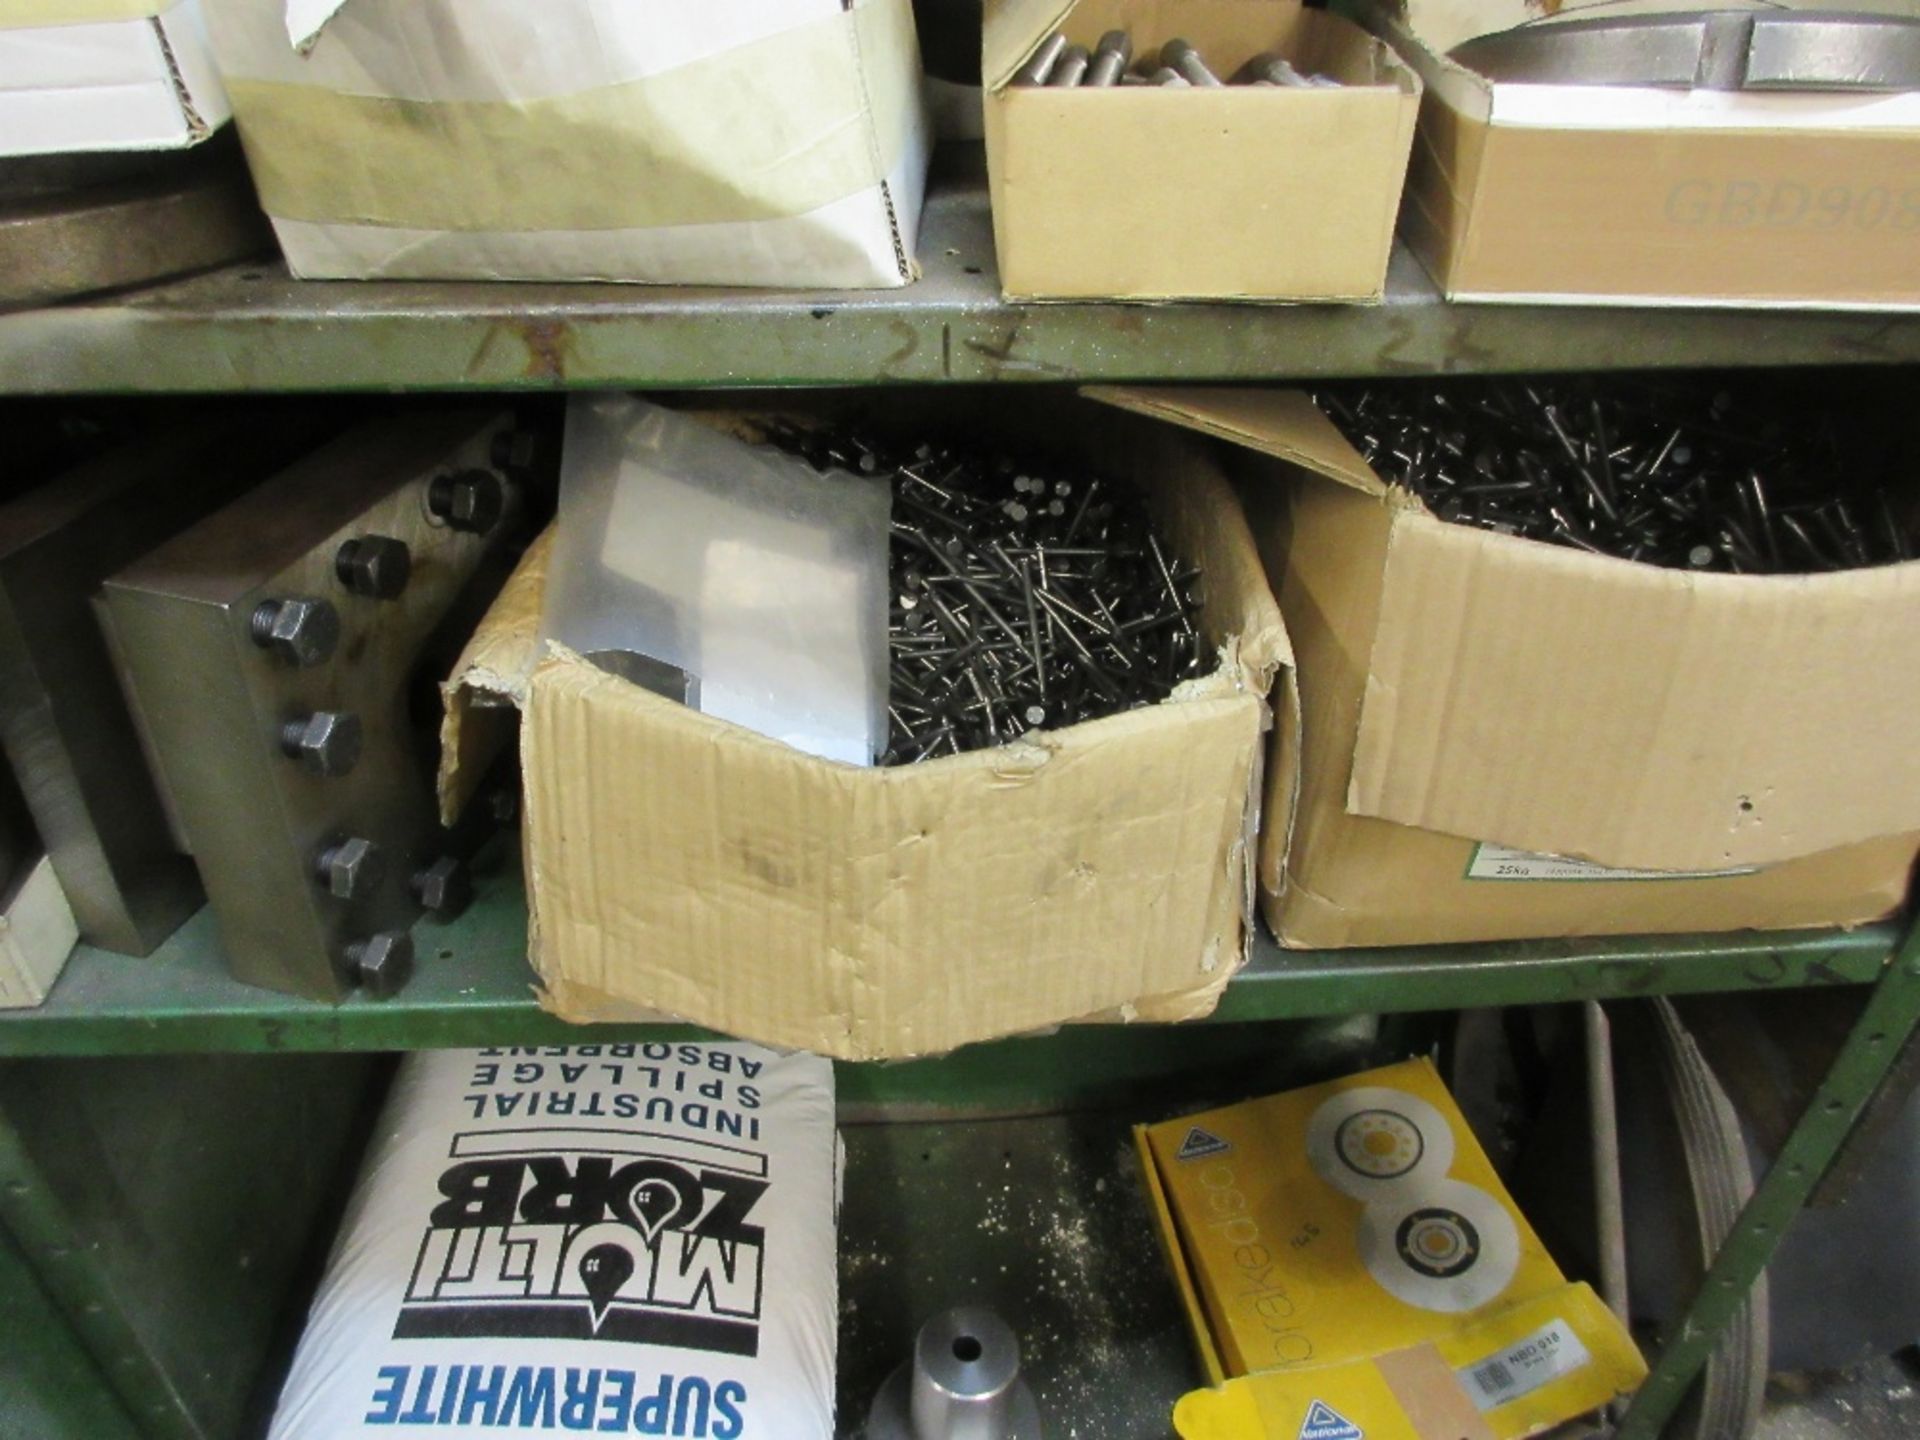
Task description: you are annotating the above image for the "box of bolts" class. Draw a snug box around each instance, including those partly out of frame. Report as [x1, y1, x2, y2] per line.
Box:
[266, 1043, 839, 1439]
[440, 392, 1286, 1059]
[1, 0, 231, 158]
[1091, 379, 1920, 948]
[196, 0, 930, 286]
[1363, 0, 1920, 306]
[982, 0, 1420, 300]
[1135, 1059, 1646, 1439]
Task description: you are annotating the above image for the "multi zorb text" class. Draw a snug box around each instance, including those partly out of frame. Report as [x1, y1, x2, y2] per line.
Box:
[268, 1044, 838, 1440]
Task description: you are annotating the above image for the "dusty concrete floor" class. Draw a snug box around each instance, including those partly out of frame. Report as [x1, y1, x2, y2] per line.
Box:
[1759, 1353, 1920, 1439]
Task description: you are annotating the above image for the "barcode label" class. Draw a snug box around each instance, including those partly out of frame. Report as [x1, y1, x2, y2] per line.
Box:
[1466, 843, 1757, 883]
[1457, 1319, 1592, 1411]
[1471, 1359, 1515, 1396]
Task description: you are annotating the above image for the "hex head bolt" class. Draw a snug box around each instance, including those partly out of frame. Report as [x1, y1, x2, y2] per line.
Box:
[279, 711, 362, 778]
[343, 931, 413, 999]
[248, 596, 340, 667]
[1048, 43, 1092, 86]
[1085, 30, 1133, 86]
[427, 468, 506, 535]
[410, 856, 473, 920]
[334, 534, 412, 599]
[1234, 52, 1313, 87]
[1011, 31, 1068, 85]
[1161, 38, 1223, 86]
[315, 836, 385, 899]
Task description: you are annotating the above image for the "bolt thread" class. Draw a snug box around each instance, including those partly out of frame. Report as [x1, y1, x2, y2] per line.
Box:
[249, 601, 282, 646]
[279, 718, 308, 755]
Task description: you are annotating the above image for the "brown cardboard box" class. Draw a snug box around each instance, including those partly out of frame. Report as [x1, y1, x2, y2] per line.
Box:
[1368, 0, 1920, 308]
[983, 0, 1420, 300]
[440, 396, 1288, 1057]
[1090, 386, 1920, 949]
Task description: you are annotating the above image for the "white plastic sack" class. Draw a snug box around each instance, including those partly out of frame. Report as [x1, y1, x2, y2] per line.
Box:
[270, 1042, 838, 1439]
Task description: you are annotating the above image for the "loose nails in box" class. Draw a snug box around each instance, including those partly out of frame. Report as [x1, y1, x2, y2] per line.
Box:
[438, 395, 1288, 1060]
[1089, 385, 1920, 949]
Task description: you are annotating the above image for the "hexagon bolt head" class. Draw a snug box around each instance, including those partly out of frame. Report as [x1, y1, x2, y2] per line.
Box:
[427, 468, 506, 535]
[278, 711, 362, 778]
[411, 856, 473, 919]
[314, 836, 386, 899]
[335, 534, 412, 600]
[248, 595, 341, 668]
[344, 931, 414, 999]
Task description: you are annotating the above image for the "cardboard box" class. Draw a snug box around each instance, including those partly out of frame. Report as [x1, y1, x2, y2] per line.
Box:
[1368, 0, 1920, 308]
[0, 0, 232, 157]
[199, 0, 931, 286]
[1136, 1059, 1647, 1438]
[1091, 386, 1920, 949]
[1, 856, 78, 1009]
[440, 395, 1288, 1060]
[982, 0, 1420, 301]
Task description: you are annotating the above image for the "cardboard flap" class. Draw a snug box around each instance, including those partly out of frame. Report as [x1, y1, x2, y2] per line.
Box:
[984, 0, 1078, 90]
[284, 0, 346, 51]
[1351, 513, 1920, 870]
[436, 530, 548, 826]
[1086, 387, 1389, 498]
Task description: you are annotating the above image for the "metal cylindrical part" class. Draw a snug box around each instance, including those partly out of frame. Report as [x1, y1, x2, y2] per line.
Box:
[1084, 30, 1132, 86]
[1234, 52, 1312, 87]
[1047, 44, 1091, 86]
[1011, 31, 1067, 86]
[1160, 38, 1222, 86]
[911, 1308, 1027, 1440]
[1144, 66, 1190, 86]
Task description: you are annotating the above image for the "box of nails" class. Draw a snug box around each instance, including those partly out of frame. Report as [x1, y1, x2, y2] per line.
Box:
[439, 392, 1288, 1059]
[1095, 379, 1920, 950]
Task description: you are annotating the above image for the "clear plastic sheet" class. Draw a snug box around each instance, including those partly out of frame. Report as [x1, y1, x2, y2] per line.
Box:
[540, 395, 891, 765]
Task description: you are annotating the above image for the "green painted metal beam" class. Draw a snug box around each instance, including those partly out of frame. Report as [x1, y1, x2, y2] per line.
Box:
[0, 1224, 142, 1440]
[1614, 933, 1920, 1440]
[4, 165, 1919, 395]
[0, 847, 1894, 1056]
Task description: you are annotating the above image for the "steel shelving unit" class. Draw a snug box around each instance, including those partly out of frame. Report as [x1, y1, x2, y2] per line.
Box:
[2, 156, 1917, 1440]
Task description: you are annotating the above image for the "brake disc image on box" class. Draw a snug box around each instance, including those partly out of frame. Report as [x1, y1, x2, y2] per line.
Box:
[268, 1043, 838, 1439]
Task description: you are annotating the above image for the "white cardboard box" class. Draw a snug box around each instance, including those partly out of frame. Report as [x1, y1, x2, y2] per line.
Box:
[0, 856, 78, 1009]
[200, 0, 932, 286]
[0, 0, 232, 157]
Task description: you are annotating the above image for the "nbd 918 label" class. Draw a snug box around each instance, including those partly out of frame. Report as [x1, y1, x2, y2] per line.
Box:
[1664, 179, 1920, 231]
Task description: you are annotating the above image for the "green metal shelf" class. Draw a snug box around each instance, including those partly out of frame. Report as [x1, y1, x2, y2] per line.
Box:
[0, 850, 1895, 1057]
[5, 153, 1919, 394]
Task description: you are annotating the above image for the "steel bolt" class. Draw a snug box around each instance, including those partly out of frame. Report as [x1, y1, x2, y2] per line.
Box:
[279, 711, 362, 778]
[248, 596, 340, 668]
[343, 931, 414, 998]
[410, 856, 473, 920]
[314, 836, 385, 899]
[427, 469, 506, 535]
[1048, 43, 1092, 86]
[334, 535, 412, 599]
[1161, 38, 1223, 86]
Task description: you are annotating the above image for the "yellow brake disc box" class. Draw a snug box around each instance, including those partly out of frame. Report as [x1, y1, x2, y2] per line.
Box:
[1136, 1058, 1646, 1439]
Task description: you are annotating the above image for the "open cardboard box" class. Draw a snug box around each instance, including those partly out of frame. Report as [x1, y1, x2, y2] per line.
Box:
[1094, 386, 1920, 949]
[1365, 0, 1920, 308]
[983, 0, 1420, 300]
[440, 393, 1287, 1059]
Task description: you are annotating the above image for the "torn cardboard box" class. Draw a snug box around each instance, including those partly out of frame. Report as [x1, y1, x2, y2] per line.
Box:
[1088, 385, 1920, 948]
[1, 0, 232, 157]
[441, 395, 1287, 1060]
[983, 0, 1420, 300]
[1365, 0, 1920, 308]
[1137, 1058, 1646, 1439]
[199, 0, 931, 286]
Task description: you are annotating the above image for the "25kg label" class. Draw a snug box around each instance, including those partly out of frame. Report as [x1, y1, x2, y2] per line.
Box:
[1664, 179, 1920, 232]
